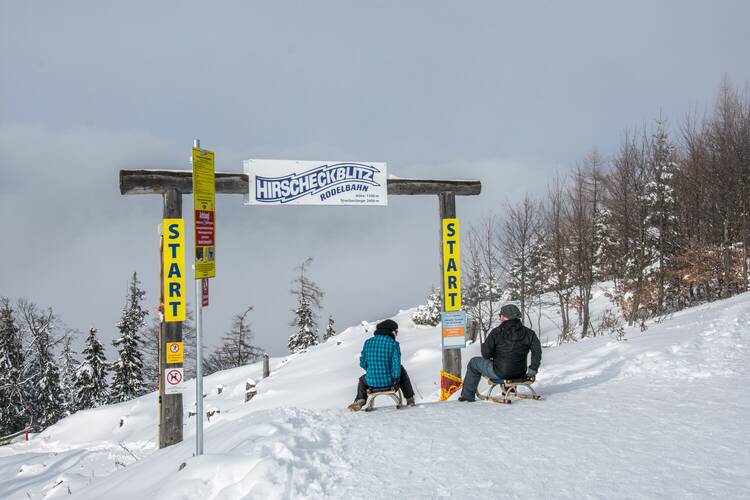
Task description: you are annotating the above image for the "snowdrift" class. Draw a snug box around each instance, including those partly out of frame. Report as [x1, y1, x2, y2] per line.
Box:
[1, 289, 749, 499]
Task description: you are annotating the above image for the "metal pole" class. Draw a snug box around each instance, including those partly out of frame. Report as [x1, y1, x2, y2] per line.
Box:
[193, 138, 204, 456]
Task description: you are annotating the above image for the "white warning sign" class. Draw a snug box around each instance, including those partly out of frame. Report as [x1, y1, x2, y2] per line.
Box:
[164, 367, 185, 395]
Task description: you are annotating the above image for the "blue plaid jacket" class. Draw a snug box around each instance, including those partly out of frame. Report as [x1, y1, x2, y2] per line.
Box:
[360, 331, 401, 389]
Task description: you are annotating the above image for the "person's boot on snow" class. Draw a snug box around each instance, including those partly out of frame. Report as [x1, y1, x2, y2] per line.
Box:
[348, 399, 366, 412]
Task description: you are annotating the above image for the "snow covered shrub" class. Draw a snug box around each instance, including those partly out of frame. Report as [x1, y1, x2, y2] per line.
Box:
[323, 315, 336, 341]
[598, 308, 626, 341]
[412, 289, 442, 326]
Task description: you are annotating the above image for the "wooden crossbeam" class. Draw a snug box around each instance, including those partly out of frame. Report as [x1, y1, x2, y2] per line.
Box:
[119, 169, 482, 196]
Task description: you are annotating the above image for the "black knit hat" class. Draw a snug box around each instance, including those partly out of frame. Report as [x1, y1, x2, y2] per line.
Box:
[376, 319, 399, 332]
[500, 304, 522, 320]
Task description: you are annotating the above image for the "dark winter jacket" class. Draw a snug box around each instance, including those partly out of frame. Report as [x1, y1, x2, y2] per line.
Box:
[482, 318, 542, 379]
[360, 330, 401, 389]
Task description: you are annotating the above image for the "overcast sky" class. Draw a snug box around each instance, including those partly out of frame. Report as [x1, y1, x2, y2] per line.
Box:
[2, 1, 749, 356]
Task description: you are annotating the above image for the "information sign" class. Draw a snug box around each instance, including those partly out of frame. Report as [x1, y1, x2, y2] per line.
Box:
[193, 147, 216, 278]
[166, 341, 184, 364]
[441, 310, 467, 349]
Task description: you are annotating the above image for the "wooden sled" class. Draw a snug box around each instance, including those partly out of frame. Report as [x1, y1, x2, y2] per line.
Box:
[364, 387, 403, 411]
[476, 377, 541, 404]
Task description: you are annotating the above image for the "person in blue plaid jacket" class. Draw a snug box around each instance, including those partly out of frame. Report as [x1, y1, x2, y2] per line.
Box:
[347, 319, 416, 411]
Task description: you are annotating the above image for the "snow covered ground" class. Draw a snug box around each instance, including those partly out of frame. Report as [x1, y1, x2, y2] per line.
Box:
[1, 287, 749, 499]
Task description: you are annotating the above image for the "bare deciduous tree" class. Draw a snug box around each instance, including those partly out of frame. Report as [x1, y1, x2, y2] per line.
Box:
[544, 175, 574, 342]
[500, 196, 544, 326]
[568, 152, 604, 337]
[205, 306, 263, 375]
[463, 214, 503, 340]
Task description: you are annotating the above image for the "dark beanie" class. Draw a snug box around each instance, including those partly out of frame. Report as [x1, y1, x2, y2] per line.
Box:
[376, 319, 399, 332]
[500, 304, 522, 320]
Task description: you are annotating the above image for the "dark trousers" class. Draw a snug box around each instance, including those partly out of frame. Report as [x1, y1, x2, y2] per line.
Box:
[460, 357, 499, 400]
[355, 365, 415, 401]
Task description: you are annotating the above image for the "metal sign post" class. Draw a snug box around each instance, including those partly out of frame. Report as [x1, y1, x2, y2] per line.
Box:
[193, 138, 203, 456]
[192, 138, 215, 456]
[194, 273, 203, 455]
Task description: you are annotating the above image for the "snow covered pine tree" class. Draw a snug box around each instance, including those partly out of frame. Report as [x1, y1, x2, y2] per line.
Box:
[288, 258, 324, 353]
[323, 315, 336, 341]
[643, 120, 680, 315]
[0, 298, 27, 434]
[35, 358, 65, 430]
[75, 328, 110, 409]
[110, 272, 148, 403]
[411, 288, 442, 326]
[17, 299, 65, 431]
[59, 334, 80, 415]
[289, 297, 318, 353]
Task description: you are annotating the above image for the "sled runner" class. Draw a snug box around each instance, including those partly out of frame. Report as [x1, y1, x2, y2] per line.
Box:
[476, 377, 541, 404]
[364, 386, 403, 411]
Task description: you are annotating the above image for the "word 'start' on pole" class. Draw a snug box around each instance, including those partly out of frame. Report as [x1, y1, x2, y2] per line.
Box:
[159, 188, 183, 449]
[439, 192, 462, 380]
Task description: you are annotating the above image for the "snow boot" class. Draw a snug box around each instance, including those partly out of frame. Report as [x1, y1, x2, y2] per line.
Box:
[458, 396, 476, 402]
[406, 397, 415, 407]
[347, 399, 366, 412]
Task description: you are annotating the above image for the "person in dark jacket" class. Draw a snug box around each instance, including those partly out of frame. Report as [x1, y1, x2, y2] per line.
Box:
[458, 304, 542, 402]
[347, 319, 416, 411]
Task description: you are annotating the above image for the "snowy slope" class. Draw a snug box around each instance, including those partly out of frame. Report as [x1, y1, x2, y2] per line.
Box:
[1, 289, 749, 499]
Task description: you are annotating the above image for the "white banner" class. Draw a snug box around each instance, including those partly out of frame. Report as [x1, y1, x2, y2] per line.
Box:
[244, 159, 388, 206]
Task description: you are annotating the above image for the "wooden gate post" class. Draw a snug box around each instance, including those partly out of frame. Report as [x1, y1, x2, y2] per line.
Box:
[158, 188, 183, 448]
[262, 353, 270, 378]
[439, 192, 462, 380]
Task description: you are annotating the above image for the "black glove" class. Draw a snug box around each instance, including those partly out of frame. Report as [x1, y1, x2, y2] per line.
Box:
[526, 368, 537, 380]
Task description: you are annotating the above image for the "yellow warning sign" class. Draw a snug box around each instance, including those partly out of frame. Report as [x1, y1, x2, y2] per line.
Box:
[193, 147, 216, 279]
[166, 341, 184, 364]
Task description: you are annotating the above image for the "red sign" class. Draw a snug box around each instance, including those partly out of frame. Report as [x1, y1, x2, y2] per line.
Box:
[166, 369, 183, 385]
[195, 210, 215, 246]
[202, 278, 209, 307]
